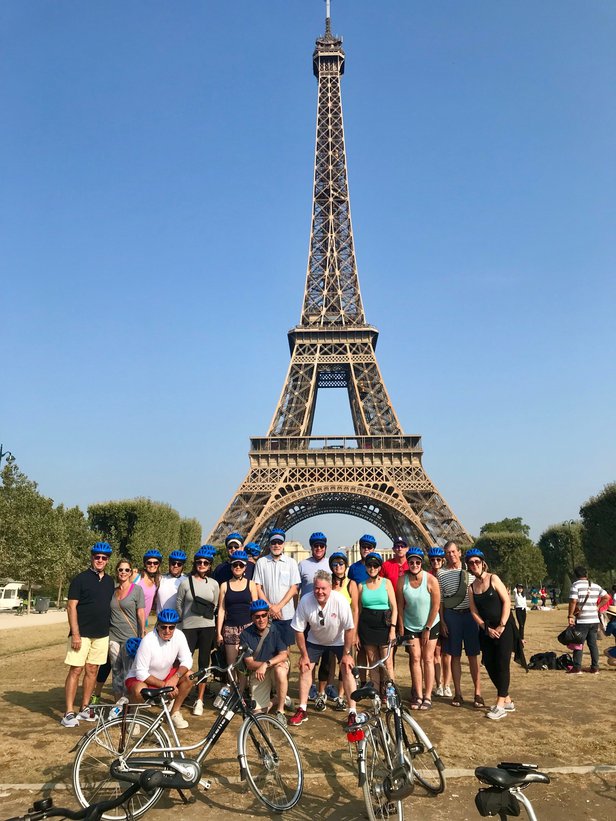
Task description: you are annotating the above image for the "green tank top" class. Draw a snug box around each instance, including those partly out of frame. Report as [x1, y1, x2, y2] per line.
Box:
[403, 572, 440, 632]
[360, 578, 390, 610]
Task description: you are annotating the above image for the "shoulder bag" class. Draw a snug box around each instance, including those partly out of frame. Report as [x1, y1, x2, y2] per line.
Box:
[189, 576, 216, 620]
[442, 569, 470, 610]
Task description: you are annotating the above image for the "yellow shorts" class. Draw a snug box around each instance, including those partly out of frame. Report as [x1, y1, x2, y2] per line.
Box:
[64, 635, 109, 667]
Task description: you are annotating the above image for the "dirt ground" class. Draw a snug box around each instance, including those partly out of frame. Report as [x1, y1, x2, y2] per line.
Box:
[0, 608, 614, 820]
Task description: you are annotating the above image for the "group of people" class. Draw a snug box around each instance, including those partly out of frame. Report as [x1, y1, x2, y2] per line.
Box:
[61, 530, 540, 730]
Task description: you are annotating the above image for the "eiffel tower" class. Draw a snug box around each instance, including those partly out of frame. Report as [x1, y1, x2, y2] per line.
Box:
[208, 6, 471, 549]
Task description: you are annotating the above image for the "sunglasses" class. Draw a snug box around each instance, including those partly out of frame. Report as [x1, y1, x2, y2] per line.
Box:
[365, 562, 381, 570]
[408, 559, 423, 565]
[317, 609, 325, 626]
[253, 613, 269, 620]
[145, 561, 160, 566]
[117, 568, 131, 574]
[93, 555, 109, 561]
[231, 562, 247, 568]
[331, 561, 346, 568]
[196, 559, 211, 566]
[312, 544, 326, 549]
[170, 560, 184, 567]
[158, 624, 176, 631]
[467, 559, 483, 566]
[393, 545, 407, 550]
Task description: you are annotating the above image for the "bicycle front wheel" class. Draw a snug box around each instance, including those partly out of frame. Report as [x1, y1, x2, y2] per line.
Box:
[362, 727, 404, 821]
[72, 715, 170, 820]
[395, 710, 446, 795]
[238, 714, 303, 812]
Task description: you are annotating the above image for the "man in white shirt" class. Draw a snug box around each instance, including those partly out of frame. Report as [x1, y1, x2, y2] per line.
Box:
[125, 609, 193, 729]
[254, 529, 301, 647]
[156, 550, 187, 613]
[567, 566, 609, 674]
[288, 570, 357, 726]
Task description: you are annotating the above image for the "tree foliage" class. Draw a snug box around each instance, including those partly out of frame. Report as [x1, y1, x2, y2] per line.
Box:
[88, 498, 202, 566]
[580, 483, 616, 574]
[480, 517, 530, 537]
[537, 522, 584, 594]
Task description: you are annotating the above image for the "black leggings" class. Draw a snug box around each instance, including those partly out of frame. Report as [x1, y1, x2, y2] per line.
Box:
[479, 623, 514, 698]
[183, 626, 215, 671]
[515, 608, 526, 640]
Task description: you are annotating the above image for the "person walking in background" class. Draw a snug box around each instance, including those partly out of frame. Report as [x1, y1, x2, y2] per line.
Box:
[396, 547, 440, 710]
[513, 583, 527, 642]
[254, 529, 301, 648]
[438, 541, 483, 709]
[467, 549, 515, 720]
[567, 566, 609, 675]
[61, 542, 115, 727]
[540, 586, 548, 608]
[137, 549, 162, 626]
[176, 546, 219, 716]
[157, 550, 187, 613]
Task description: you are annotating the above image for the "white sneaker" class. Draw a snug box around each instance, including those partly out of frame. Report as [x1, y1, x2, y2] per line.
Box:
[435, 685, 445, 697]
[76, 705, 96, 722]
[171, 712, 189, 729]
[504, 701, 516, 713]
[443, 685, 452, 699]
[61, 712, 79, 727]
[284, 695, 294, 711]
[486, 706, 507, 721]
[192, 699, 204, 716]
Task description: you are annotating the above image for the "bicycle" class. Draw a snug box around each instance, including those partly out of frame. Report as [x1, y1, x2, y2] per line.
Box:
[5, 761, 202, 821]
[475, 762, 550, 820]
[72, 649, 303, 818]
[346, 640, 446, 821]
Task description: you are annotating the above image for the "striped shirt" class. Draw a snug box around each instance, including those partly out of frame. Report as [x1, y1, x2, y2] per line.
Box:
[569, 579, 607, 624]
[437, 567, 471, 610]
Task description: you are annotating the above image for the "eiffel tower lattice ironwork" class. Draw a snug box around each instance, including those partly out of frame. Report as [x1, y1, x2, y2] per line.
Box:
[208, 10, 471, 549]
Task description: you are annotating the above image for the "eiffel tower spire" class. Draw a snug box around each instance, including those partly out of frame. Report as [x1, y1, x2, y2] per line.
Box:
[207, 9, 471, 550]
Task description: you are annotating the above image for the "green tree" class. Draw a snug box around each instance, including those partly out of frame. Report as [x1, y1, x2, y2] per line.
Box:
[55, 504, 99, 606]
[179, 518, 202, 555]
[500, 542, 547, 589]
[480, 517, 530, 537]
[537, 523, 584, 596]
[580, 483, 616, 576]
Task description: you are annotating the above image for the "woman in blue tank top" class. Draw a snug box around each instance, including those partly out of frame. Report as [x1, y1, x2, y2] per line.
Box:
[395, 547, 441, 710]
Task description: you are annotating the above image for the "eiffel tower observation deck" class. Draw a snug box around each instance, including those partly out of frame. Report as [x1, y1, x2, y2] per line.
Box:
[208, 4, 471, 549]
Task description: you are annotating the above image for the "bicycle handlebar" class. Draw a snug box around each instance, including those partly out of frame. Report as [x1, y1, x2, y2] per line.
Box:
[351, 639, 402, 675]
[4, 782, 142, 821]
[190, 646, 248, 681]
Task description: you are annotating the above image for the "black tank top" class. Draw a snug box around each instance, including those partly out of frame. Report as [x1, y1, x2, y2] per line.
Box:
[472, 578, 503, 628]
[224, 580, 251, 627]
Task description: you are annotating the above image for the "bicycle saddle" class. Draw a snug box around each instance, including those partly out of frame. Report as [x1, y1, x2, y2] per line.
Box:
[140, 685, 175, 700]
[351, 683, 377, 702]
[475, 766, 550, 789]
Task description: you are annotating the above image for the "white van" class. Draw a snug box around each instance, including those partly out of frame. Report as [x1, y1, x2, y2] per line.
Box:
[0, 581, 26, 610]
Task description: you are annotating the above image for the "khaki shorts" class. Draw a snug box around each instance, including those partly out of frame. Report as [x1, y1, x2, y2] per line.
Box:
[64, 635, 109, 667]
[249, 661, 290, 710]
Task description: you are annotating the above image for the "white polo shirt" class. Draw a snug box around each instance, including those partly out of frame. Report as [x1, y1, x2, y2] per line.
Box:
[253, 553, 301, 620]
[127, 627, 192, 682]
[291, 590, 354, 646]
[156, 573, 185, 613]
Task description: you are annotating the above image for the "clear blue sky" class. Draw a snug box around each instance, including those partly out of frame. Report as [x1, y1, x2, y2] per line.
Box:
[2, 1, 614, 548]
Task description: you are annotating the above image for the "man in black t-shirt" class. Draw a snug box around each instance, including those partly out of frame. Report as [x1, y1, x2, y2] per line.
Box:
[61, 542, 115, 727]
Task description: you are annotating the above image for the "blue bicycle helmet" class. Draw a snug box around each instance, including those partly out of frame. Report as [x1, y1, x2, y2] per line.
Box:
[245, 542, 261, 558]
[143, 549, 162, 561]
[250, 599, 270, 613]
[169, 550, 187, 562]
[406, 546, 425, 560]
[230, 550, 248, 564]
[225, 532, 243, 546]
[157, 608, 181, 624]
[91, 542, 113, 555]
[125, 637, 142, 658]
[195, 545, 216, 560]
[269, 528, 286, 542]
[428, 546, 445, 558]
[365, 552, 383, 566]
[359, 534, 377, 546]
[309, 531, 327, 545]
[465, 548, 485, 560]
[329, 551, 349, 568]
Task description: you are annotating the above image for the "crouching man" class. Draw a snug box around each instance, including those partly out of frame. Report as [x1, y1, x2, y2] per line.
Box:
[125, 608, 193, 729]
[240, 599, 289, 725]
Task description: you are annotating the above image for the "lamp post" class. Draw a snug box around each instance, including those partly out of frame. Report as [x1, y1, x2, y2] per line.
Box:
[564, 519, 578, 580]
[0, 444, 14, 468]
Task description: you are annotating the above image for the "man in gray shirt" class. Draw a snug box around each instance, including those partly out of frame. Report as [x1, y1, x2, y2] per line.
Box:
[298, 531, 330, 596]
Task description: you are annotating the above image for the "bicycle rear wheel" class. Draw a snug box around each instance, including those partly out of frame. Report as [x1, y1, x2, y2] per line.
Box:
[72, 715, 170, 820]
[238, 713, 303, 812]
[393, 710, 445, 795]
[362, 727, 404, 821]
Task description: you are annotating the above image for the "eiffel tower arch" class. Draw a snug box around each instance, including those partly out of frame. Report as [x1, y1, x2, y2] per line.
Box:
[208, 10, 471, 549]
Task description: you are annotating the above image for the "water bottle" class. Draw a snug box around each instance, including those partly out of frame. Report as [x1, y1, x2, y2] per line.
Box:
[386, 682, 397, 710]
[109, 696, 129, 719]
[213, 685, 231, 709]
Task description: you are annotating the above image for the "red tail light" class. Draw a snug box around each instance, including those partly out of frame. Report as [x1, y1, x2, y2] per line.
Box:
[347, 729, 365, 742]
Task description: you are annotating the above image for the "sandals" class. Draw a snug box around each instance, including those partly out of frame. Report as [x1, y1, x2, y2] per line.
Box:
[419, 698, 432, 710]
[473, 694, 485, 709]
[410, 696, 422, 710]
[451, 693, 464, 707]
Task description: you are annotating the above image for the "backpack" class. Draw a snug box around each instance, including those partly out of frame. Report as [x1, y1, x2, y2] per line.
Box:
[528, 651, 557, 670]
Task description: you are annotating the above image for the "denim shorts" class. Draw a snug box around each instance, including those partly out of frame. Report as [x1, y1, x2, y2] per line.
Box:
[443, 608, 480, 657]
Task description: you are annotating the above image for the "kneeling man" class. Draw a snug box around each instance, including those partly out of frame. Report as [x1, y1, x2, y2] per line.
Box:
[240, 599, 290, 725]
[125, 608, 193, 729]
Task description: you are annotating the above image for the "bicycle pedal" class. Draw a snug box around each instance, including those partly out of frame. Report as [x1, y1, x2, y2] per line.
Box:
[199, 778, 212, 791]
